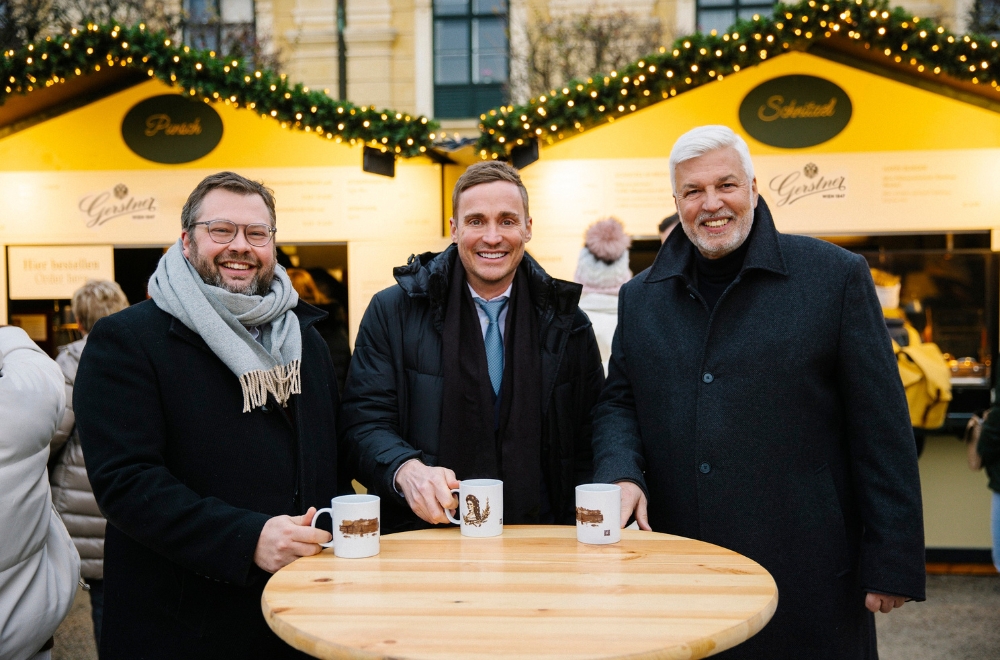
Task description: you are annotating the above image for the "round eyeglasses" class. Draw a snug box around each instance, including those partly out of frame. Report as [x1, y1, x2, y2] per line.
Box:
[191, 220, 277, 247]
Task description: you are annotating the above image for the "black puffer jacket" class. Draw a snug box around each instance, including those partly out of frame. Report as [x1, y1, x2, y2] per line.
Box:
[340, 245, 604, 532]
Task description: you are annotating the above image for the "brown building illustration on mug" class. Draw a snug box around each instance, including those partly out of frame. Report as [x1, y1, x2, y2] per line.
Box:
[340, 518, 379, 537]
[576, 507, 604, 526]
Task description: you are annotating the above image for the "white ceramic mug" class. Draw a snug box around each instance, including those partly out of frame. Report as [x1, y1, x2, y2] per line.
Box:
[445, 479, 503, 537]
[575, 484, 621, 545]
[311, 494, 380, 558]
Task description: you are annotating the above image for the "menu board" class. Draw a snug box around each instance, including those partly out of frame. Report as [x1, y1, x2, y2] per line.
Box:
[8, 245, 115, 300]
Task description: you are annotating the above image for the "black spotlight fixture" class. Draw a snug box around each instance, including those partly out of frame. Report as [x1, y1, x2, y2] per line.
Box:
[510, 139, 539, 169]
[363, 146, 396, 177]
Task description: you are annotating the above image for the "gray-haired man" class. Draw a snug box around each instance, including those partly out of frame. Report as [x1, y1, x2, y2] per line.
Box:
[592, 125, 925, 659]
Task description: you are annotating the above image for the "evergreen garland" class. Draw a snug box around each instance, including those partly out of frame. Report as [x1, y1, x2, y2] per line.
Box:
[0, 23, 438, 158]
[476, 0, 1000, 158]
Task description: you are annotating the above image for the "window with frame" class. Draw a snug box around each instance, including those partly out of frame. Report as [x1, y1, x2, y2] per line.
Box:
[696, 0, 774, 36]
[183, 0, 256, 54]
[433, 0, 509, 119]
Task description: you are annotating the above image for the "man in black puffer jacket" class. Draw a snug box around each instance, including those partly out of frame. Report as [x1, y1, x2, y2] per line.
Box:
[341, 161, 604, 533]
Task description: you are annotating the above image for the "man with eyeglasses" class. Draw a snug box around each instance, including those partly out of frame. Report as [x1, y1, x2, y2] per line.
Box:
[74, 171, 343, 659]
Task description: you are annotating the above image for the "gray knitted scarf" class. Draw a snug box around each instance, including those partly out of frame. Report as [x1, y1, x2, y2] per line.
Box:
[149, 239, 302, 413]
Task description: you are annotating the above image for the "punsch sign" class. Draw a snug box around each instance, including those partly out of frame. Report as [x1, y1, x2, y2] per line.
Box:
[122, 94, 224, 163]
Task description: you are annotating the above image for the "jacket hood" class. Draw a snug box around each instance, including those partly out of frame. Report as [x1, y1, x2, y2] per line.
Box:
[393, 244, 584, 332]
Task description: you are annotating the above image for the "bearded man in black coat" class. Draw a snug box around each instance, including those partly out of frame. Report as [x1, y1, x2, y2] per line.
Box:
[340, 161, 604, 532]
[592, 126, 925, 659]
[74, 172, 342, 659]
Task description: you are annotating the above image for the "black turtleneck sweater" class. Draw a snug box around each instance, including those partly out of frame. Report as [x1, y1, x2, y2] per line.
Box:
[693, 219, 757, 311]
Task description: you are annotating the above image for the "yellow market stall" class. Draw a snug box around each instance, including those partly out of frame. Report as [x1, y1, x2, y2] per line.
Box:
[465, 1, 1000, 561]
[0, 29, 448, 347]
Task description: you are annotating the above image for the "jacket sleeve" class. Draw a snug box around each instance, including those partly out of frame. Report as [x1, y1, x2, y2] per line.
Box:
[75, 315, 270, 586]
[572, 315, 605, 486]
[978, 407, 1000, 467]
[338, 293, 422, 497]
[590, 289, 648, 494]
[836, 255, 926, 601]
[49, 351, 75, 456]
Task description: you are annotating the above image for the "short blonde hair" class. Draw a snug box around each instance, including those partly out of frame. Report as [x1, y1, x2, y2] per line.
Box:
[72, 279, 129, 333]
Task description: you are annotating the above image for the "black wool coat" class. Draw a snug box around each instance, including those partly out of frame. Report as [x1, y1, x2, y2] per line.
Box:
[593, 198, 925, 660]
[74, 300, 343, 660]
[340, 245, 605, 532]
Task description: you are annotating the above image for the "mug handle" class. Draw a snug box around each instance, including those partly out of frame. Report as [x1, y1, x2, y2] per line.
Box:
[311, 507, 336, 548]
[444, 488, 461, 525]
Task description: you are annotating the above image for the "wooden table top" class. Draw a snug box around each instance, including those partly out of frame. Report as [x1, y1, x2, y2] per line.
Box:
[262, 525, 777, 660]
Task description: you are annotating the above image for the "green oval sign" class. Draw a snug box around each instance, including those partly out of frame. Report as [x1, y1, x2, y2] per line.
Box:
[121, 95, 223, 164]
[738, 75, 852, 148]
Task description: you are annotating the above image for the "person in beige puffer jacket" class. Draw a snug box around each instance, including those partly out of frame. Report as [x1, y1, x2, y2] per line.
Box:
[49, 279, 129, 649]
[0, 326, 80, 660]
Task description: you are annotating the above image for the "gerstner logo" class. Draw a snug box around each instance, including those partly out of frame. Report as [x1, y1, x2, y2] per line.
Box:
[768, 164, 847, 207]
[79, 184, 157, 228]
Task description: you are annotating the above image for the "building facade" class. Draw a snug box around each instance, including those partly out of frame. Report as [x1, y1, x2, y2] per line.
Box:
[252, 0, 973, 129]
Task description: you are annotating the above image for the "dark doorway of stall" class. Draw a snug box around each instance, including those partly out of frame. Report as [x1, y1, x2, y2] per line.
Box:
[114, 247, 166, 306]
[277, 243, 351, 393]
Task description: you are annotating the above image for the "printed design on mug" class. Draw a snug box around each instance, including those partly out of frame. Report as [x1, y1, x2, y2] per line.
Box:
[339, 518, 379, 537]
[463, 494, 491, 527]
[576, 507, 604, 526]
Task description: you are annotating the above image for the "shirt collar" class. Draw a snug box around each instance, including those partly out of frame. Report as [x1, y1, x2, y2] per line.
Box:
[468, 282, 513, 303]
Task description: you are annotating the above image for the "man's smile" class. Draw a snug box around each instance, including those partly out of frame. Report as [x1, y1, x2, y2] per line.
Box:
[701, 217, 732, 230]
[218, 260, 256, 272]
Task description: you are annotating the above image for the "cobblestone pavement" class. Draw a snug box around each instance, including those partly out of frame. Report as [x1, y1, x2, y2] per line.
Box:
[53, 586, 97, 660]
[876, 574, 1000, 660]
[54, 574, 1000, 660]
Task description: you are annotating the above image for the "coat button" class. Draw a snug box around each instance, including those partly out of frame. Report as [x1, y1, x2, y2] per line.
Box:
[699, 462, 711, 474]
[261, 404, 271, 414]
[702, 372, 714, 383]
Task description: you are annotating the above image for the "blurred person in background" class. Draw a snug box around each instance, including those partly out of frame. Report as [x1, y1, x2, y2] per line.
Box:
[287, 268, 351, 393]
[973, 411, 1000, 572]
[0, 325, 80, 660]
[48, 279, 130, 650]
[658, 213, 679, 243]
[574, 218, 632, 374]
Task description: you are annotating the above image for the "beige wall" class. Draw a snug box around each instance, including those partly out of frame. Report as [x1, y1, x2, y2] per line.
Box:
[262, 0, 688, 119]
[920, 435, 993, 548]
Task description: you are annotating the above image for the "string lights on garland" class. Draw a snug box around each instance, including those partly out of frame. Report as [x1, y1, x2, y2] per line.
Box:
[476, 0, 1000, 159]
[0, 23, 438, 158]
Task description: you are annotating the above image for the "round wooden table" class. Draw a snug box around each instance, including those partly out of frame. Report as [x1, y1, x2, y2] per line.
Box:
[263, 526, 777, 660]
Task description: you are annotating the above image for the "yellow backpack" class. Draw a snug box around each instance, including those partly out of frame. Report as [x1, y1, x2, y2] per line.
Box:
[893, 331, 952, 429]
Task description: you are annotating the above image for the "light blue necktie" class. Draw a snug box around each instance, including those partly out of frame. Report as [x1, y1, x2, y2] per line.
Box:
[474, 297, 508, 396]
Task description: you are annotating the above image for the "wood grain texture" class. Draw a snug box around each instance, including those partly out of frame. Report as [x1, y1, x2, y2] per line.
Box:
[262, 526, 777, 660]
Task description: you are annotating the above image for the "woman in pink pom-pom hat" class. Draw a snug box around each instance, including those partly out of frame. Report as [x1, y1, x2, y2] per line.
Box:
[574, 217, 632, 374]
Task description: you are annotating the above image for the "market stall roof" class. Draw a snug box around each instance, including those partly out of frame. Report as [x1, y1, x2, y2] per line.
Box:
[0, 24, 437, 158]
[474, 0, 1000, 160]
